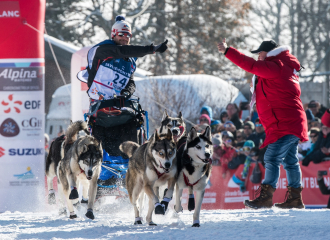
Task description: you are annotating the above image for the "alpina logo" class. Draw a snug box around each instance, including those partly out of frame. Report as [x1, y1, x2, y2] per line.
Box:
[0, 147, 5, 158]
[1, 94, 22, 113]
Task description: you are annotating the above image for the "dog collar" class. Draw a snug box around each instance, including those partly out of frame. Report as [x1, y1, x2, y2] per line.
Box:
[183, 172, 201, 187]
[78, 166, 85, 176]
[153, 166, 165, 179]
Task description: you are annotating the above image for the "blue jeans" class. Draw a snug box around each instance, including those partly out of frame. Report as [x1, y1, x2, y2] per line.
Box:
[262, 134, 302, 189]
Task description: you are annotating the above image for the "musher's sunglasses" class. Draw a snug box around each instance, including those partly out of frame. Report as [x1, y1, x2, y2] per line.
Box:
[117, 32, 132, 38]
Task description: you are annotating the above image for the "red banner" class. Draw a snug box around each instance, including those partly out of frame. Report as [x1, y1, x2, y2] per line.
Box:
[181, 162, 330, 209]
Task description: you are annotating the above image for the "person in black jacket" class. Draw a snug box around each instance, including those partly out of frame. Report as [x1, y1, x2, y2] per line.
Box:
[226, 103, 243, 130]
[83, 15, 168, 157]
[317, 171, 330, 208]
[302, 109, 330, 166]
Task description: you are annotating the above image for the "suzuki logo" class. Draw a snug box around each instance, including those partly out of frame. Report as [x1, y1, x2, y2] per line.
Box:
[0, 147, 5, 157]
[9, 148, 43, 156]
[1, 94, 22, 113]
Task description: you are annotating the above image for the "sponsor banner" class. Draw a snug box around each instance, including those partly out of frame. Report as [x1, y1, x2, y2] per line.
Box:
[0, 114, 43, 139]
[0, 1, 20, 18]
[180, 161, 330, 210]
[0, 60, 44, 91]
[0, 140, 44, 161]
[0, 92, 44, 115]
[0, 161, 45, 212]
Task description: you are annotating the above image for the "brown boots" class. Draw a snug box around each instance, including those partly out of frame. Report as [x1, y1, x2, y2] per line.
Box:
[274, 186, 305, 209]
[244, 184, 305, 209]
[244, 184, 276, 209]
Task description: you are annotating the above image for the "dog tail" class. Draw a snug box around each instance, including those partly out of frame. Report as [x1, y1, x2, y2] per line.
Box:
[119, 141, 140, 158]
[65, 120, 89, 144]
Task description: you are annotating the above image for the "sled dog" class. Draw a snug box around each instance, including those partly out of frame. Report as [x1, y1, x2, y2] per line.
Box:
[54, 121, 103, 219]
[173, 126, 213, 227]
[45, 121, 90, 205]
[120, 129, 177, 226]
[157, 110, 186, 143]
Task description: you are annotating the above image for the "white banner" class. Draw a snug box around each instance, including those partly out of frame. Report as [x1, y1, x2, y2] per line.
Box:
[0, 59, 45, 212]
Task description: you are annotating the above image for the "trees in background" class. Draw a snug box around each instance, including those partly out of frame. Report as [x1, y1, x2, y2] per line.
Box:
[45, 0, 250, 77]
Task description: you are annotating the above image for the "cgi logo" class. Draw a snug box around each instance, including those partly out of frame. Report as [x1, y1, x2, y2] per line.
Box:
[0, 118, 20, 137]
[13, 167, 35, 180]
[22, 117, 42, 128]
[1, 94, 41, 114]
[0, 147, 5, 158]
[9, 148, 44, 156]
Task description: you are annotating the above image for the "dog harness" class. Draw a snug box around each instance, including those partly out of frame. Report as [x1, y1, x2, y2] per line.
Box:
[153, 166, 166, 178]
[183, 172, 201, 187]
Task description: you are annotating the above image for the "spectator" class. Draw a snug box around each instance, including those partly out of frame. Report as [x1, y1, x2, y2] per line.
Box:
[226, 103, 243, 130]
[311, 117, 322, 129]
[211, 133, 222, 166]
[235, 129, 246, 148]
[219, 131, 237, 178]
[250, 105, 259, 123]
[255, 118, 266, 148]
[307, 100, 327, 119]
[317, 170, 330, 208]
[302, 109, 330, 166]
[304, 128, 321, 157]
[228, 140, 254, 170]
[243, 121, 259, 147]
[199, 114, 211, 125]
[305, 109, 315, 131]
[220, 111, 229, 123]
[232, 140, 256, 191]
[224, 120, 236, 135]
[200, 106, 221, 134]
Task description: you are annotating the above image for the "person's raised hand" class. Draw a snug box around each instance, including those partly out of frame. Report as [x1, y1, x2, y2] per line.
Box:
[217, 38, 228, 54]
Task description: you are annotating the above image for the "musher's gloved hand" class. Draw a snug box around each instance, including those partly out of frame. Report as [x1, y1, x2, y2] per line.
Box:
[153, 39, 168, 53]
[120, 89, 131, 98]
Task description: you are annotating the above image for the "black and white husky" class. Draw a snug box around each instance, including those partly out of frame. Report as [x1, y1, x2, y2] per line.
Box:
[172, 126, 213, 227]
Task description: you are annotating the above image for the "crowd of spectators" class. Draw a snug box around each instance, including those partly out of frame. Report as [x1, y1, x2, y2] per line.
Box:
[194, 100, 330, 195]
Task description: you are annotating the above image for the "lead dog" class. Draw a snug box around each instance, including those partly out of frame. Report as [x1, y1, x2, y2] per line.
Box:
[55, 121, 103, 219]
[172, 126, 213, 227]
[120, 130, 177, 226]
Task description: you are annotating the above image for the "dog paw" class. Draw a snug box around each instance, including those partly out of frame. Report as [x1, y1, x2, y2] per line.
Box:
[174, 205, 183, 213]
[148, 221, 157, 226]
[81, 199, 88, 204]
[48, 193, 56, 205]
[154, 204, 165, 215]
[188, 197, 195, 211]
[58, 208, 67, 216]
[160, 200, 169, 212]
[85, 210, 95, 220]
[69, 188, 79, 200]
[69, 214, 77, 219]
[192, 223, 200, 227]
[134, 220, 143, 225]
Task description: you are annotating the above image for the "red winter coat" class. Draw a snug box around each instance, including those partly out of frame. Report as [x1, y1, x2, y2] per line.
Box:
[225, 46, 308, 148]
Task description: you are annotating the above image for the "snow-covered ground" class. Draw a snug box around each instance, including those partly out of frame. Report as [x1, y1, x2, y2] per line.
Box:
[1, 196, 330, 240]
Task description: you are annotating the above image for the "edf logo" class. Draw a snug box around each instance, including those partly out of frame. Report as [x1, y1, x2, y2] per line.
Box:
[24, 100, 41, 110]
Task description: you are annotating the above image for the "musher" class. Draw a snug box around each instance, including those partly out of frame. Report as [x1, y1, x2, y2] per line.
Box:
[82, 15, 168, 157]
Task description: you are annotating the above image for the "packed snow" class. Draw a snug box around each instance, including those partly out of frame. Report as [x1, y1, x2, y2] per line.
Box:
[1, 196, 330, 240]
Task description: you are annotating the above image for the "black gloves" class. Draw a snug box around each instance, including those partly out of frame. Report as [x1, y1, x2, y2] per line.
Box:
[153, 39, 168, 53]
[302, 157, 311, 166]
[120, 89, 131, 98]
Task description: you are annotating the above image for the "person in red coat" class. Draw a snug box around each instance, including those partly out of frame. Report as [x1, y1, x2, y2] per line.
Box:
[218, 39, 308, 209]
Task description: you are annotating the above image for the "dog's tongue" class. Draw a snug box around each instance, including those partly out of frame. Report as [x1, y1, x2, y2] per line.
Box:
[207, 158, 212, 164]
